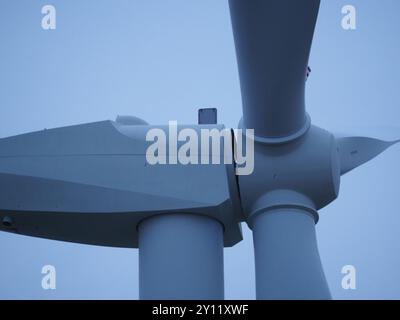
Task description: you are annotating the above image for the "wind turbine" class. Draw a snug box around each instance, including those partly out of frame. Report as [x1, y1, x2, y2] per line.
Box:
[0, 0, 398, 300]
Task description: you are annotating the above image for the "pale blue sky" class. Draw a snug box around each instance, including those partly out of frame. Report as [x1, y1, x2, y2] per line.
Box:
[0, 0, 399, 299]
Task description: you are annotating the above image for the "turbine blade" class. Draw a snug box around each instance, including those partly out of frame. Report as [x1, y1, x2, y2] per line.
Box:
[229, 0, 320, 141]
[336, 136, 400, 175]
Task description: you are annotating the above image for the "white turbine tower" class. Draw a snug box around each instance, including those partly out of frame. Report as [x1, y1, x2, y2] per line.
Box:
[0, 0, 398, 299]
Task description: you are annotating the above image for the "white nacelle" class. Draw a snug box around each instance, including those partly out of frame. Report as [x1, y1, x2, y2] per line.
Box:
[0, 119, 242, 247]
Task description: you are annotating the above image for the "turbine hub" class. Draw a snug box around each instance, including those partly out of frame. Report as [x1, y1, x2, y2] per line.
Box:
[237, 125, 340, 225]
